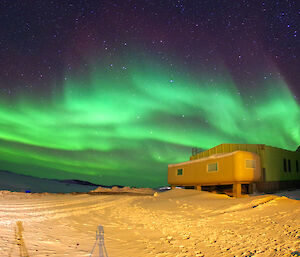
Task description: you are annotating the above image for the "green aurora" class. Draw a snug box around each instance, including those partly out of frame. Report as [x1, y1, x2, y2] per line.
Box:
[0, 59, 299, 187]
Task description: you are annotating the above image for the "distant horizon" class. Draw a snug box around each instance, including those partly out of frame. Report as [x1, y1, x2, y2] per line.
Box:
[0, 170, 168, 191]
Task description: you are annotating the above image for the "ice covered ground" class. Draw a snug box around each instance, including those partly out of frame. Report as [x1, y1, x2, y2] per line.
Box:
[0, 189, 299, 256]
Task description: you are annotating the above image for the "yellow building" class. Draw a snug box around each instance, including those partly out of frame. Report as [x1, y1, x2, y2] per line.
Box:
[168, 143, 300, 196]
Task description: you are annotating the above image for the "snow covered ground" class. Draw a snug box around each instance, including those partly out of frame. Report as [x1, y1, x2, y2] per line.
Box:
[272, 189, 300, 201]
[0, 189, 299, 256]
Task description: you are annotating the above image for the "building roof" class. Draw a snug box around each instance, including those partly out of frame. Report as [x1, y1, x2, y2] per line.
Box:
[168, 150, 244, 168]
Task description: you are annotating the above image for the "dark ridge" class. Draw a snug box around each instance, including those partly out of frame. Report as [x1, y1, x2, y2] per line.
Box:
[59, 179, 101, 187]
[0, 170, 99, 193]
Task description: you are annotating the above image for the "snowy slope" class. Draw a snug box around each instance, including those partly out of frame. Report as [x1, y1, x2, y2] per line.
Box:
[0, 170, 99, 193]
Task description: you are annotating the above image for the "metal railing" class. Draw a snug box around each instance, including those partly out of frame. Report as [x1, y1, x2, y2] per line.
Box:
[192, 147, 202, 156]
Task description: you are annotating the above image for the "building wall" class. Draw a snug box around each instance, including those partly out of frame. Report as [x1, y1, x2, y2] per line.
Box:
[190, 143, 300, 183]
[263, 146, 300, 182]
[168, 151, 260, 186]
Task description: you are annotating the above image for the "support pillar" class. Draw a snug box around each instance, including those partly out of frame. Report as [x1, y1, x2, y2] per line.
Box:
[251, 183, 257, 194]
[233, 183, 242, 198]
[171, 186, 176, 190]
[248, 183, 253, 194]
[196, 185, 202, 191]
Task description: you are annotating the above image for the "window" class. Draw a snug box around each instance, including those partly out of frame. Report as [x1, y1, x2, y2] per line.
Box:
[207, 162, 218, 172]
[283, 158, 287, 172]
[288, 159, 291, 172]
[296, 160, 299, 172]
[177, 169, 183, 176]
[246, 160, 256, 168]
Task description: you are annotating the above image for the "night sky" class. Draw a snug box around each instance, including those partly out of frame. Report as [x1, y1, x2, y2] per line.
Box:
[0, 1, 299, 187]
